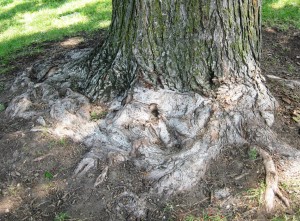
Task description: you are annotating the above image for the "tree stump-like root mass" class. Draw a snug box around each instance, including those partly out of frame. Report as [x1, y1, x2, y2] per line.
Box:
[5, 56, 299, 217]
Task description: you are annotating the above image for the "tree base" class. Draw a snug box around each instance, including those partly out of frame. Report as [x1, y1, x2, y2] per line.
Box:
[5, 52, 299, 218]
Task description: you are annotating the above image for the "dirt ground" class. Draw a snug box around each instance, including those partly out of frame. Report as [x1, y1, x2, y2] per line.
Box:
[0, 27, 299, 221]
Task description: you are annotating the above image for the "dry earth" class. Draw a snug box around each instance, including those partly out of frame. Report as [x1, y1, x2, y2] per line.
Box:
[0, 27, 299, 221]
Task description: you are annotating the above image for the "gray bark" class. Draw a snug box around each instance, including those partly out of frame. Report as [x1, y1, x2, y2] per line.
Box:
[66, 0, 284, 202]
[6, 0, 298, 218]
[75, 0, 262, 101]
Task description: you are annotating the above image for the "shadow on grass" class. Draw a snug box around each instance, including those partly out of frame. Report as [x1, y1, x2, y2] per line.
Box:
[0, 1, 112, 68]
[0, 0, 67, 20]
[0, 0, 14, 7]
[0, 2, 43, 35]
[2, 0, 298, 73]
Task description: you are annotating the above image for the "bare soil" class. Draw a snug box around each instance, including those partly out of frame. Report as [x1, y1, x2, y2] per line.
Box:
[0, 27, 299, 221]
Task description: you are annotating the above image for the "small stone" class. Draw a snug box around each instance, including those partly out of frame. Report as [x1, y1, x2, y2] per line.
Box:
[34, 173, 39, 177]
[15, 171, 21, 176]
[36, 116, 46, 126]
[214, 188, 230, 199]
[5, 208, 9, 213]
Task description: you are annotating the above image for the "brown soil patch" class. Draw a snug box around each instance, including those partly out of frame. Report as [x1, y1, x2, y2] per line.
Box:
[0, 28, 299, 221]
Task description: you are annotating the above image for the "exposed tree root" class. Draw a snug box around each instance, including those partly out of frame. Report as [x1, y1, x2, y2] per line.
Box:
[5, 54, 300, 218]
[254, 146, 290, 213]
[267, 75, 300, 90]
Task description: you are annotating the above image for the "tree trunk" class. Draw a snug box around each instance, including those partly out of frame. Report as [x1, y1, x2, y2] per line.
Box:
[71, 0, 288, 202]
[71, 0, 293, 210]
[7, 0, 298, 218]
[78, 0, 262, 101]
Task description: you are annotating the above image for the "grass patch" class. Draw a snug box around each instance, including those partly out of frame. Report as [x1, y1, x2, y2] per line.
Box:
[271, 209, 300, 221]
[54, 212, 70, 221]
[0, 82, 5, 93]
[0, 0, 112, 73]
[245, 182, 266, 206]
[90, 110, 108, 121]
[44, 171, 54, 180]
[183, 210, 227, 221]
[248, 147, 258, 160]
[0, 0, 299, 75]
[48, 137, 68, 148]
[263, 0, 300, 30]
[0, 103, 5, 112]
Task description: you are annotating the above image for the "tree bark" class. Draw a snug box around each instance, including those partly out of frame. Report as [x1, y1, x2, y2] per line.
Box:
[70, 0, 282, 197]
[70, 0, 285, 200]
[5, 0, 299, 218]
[77, 0, 262, 101]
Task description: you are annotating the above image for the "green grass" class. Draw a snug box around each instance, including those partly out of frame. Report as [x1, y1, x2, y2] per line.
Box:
[0, 0, 112, 73]
[0, 0, 299, 75]
[0, 103, 5, 112]
[54, 212, 70, 221]
[248, 147, 258, 160]
[263, 0, 300, 30]
[245, 182, 266, 206]
[183, 211, 227, 221]
[44, 170, 54, 180]
[90, 110, 108, 121]
[271, 209, 300, 221]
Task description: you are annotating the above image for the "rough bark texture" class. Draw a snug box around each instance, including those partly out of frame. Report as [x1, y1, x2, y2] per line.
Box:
[75, 0, 262, 101]
[67, 0, 282, 205]
[5, 0, 299, 218]
[67, 0, 284, 209]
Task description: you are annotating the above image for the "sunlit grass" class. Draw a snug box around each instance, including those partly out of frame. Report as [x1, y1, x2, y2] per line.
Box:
[0, 0, 112, 71]
[263, 0, 300, 29]
[0, 0, 299, 75]
[270, 0, 299, 9]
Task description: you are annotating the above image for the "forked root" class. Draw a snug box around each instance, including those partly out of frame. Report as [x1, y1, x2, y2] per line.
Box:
[254, 146, 290, 213]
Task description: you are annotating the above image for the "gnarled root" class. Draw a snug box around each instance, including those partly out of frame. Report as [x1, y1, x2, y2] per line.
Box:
[6, 63, 299, 218]
[74, 151, 127, 187]
[74, 157, 97, 177]
[254, 146, 290, 213]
